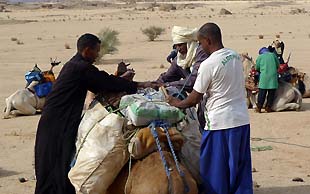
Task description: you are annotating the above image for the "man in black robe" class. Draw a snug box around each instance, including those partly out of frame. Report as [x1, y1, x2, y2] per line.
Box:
[34, 33, 153, 194]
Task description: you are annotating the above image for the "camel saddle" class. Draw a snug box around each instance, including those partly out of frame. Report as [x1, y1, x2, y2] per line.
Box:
[245, 77, 258, 92]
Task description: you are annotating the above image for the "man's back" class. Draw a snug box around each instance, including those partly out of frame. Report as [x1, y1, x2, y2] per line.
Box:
[194, 48, 249, 130]
[256, 52, 279, 89]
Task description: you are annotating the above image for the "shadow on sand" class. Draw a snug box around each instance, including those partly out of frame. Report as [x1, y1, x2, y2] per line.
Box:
[301, 102, 310, 111]
[0, 167, 20, 178]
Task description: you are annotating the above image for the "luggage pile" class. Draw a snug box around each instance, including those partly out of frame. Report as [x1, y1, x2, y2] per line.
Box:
[25, 59, 60, 97]
[69, 87, 202, 194]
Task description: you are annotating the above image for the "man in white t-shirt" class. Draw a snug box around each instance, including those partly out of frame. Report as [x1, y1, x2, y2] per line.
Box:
[168, 23, 253, 194]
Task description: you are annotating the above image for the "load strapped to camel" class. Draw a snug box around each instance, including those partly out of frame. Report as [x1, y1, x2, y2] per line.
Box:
[24, 59, 59, 97]
[69, 87, 201, 194]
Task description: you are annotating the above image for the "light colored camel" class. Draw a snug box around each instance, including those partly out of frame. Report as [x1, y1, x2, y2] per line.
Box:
[107, 151, 198, 194]
[241, 53, 302, 111]
[3, 59, 59, 119]
[3, 81, 45, 119]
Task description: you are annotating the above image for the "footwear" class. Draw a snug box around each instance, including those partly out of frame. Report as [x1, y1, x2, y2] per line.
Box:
[265, 107, 273, 113]
[255, 107, 261, 113]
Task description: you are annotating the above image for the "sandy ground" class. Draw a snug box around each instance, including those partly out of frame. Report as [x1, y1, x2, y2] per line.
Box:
[1, 1, 310, 194]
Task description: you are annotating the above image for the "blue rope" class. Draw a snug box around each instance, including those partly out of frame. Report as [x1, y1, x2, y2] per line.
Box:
[149, 120, 190, 193]
[150, 122, 171, 179]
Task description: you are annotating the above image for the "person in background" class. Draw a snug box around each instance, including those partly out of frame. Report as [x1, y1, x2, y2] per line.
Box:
[255, 47, 280, 113]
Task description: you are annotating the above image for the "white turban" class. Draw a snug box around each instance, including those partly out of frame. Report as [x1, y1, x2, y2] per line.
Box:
[171, 26, 199, 69]
[171, 26, 198, 44]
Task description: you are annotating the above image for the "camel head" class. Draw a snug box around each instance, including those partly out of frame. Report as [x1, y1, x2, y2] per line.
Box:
[49, 58, 61, 72]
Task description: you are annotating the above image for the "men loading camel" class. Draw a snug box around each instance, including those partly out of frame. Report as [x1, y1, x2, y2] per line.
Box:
[255, 47, 280, 113]
[34, 33, 158, 194]
[168, 22, 253, 194]
[156, 26, 209, 128]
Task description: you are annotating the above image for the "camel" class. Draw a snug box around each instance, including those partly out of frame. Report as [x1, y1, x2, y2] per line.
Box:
[3, 81, 46, 119]
[3, 59, 59, 119]
[107, 151, 198, 194]
[241, 53, 302, 111]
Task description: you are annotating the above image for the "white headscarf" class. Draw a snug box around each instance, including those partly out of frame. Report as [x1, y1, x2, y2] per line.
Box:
[171, 26, 199, 69]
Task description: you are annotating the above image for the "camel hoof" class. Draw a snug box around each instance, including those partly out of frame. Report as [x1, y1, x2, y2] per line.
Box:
[3, 115, 10, 119]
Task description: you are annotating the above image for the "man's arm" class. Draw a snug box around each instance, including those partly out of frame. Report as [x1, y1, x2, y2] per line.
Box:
[167, 90, 204, 109]
[255, 57, 260, 72]
[156, 60, 185, 83]
[84, 67, 137, 94]
[167, 63, 198, 92]
[83, 65, 156, 94]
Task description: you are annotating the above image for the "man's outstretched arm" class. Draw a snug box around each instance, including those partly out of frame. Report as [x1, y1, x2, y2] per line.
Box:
[167, 90, 203, 109]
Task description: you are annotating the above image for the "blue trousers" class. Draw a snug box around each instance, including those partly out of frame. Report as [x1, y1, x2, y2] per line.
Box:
[200, 124, 253, 194]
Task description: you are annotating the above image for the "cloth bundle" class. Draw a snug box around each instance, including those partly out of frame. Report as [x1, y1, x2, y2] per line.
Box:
[120, 91, 185, 126]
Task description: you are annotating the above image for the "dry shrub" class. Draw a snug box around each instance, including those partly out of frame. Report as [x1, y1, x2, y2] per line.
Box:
[96, 28, 120, 65]
[276, 34, 280, 38]
[11, 37, 17, 41]
[141, 26, 165, 41]
[258, 35, 264, 39]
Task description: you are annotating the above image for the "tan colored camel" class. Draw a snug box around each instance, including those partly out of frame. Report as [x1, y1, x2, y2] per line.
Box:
[107, 151, 198, 194]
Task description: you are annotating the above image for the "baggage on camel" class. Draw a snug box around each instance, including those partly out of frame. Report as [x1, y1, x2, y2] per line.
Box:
[69, 102, 128, 194]
[69, 88, 201, 194]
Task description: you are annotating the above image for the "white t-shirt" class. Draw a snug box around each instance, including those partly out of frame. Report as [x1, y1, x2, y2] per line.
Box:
[193, 48, 249, 130]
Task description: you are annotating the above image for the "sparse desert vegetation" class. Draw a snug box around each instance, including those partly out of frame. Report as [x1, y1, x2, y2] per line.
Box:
[141, 26, 165, 41]
[96, 28, 120, 65]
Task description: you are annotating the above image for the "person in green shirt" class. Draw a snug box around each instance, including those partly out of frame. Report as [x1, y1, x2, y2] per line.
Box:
[255, 47, 280, 113]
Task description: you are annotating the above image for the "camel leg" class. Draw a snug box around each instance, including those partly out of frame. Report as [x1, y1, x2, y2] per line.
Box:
[248, 93, 257, 109]
[292, 87, 302, 111]
[273, 103, 300, 112]
[3, 97, 13, 119]
[13, 103, 37, 116]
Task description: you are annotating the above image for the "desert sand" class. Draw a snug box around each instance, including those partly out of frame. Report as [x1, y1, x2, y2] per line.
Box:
[0, 1, 310, 194]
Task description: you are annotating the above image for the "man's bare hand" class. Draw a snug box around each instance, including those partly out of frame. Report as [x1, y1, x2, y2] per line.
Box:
[120, 69, 135, 81]
[167, 95, 181, 107]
